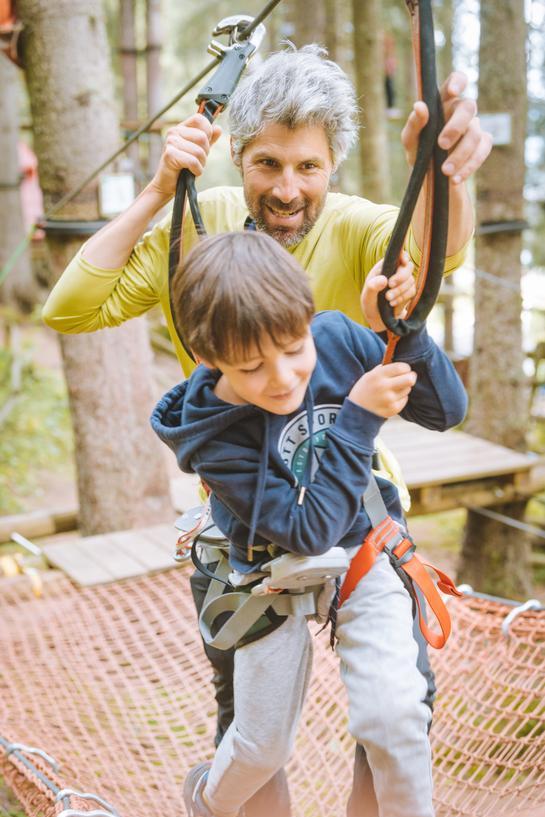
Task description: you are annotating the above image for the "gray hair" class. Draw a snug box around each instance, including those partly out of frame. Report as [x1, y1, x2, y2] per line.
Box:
[228, 44, 359, 169]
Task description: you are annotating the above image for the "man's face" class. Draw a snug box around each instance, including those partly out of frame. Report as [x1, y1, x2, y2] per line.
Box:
[239, 123, 334, 248]
[209, 330, 317, 416]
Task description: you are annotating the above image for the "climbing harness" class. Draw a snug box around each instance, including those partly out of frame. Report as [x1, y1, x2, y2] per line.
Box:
[379, 0, 450, 363]
[175, 505, 348, 650]
[339, 476, 461, 650]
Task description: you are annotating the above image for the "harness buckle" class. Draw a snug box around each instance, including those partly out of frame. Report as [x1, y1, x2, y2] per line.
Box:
[384, 533, 417, 570]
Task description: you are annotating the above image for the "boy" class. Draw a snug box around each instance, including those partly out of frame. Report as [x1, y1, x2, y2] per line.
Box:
[151, 231, 467, 817]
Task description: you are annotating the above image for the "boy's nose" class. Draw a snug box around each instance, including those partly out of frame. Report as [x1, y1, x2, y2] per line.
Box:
[269, 363, 295, 391]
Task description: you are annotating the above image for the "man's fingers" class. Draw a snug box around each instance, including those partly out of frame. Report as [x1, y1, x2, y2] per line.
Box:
[438, 97, 477, 151]
[210, 124, 223, 145]
[401, 102, 429, 161]
[440, 71, 468, 103]
[163, 145, 205, 177]
[442, 128, 493, 185]
[167, 133, 208, 165]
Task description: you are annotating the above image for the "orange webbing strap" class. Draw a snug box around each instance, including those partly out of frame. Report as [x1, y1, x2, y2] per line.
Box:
[383, 332, 400, 365]
[339, 517, 462, 649]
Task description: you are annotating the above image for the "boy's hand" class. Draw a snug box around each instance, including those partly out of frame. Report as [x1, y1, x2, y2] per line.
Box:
[361, 255, 415, 332]
[149, 113, 223, 200]
[349, 363, 417, 418]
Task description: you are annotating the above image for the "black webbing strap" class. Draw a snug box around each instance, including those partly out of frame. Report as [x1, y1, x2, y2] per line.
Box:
[379, 0, 449, 346]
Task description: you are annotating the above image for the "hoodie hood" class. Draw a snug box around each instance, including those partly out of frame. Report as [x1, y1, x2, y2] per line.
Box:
[151, 366, 257, 474]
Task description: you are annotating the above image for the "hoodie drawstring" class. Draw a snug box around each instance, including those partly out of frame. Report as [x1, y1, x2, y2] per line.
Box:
[247, 411, 270, 562]
[246, 387, 315, 562]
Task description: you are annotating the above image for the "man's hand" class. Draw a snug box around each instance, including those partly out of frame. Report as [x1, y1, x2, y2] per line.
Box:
[401, 71, 492, 185]
[361, 255, 415, 332]
[149, 113, 223, 201]
[349, 363, 417, 418]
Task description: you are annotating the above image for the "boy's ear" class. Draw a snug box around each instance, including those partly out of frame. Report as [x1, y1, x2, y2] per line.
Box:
[198, 357, 217, 370]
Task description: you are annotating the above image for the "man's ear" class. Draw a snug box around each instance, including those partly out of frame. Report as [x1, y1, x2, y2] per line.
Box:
[230, 137, 242, 170]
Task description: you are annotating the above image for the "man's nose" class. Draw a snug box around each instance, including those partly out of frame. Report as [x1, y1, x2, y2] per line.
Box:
[272, 168, 298, 203]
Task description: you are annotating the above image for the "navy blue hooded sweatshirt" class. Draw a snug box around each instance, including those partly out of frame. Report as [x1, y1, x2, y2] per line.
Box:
[151, 311, 467, 573]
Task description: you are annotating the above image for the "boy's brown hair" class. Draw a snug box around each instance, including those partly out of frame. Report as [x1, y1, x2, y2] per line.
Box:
[171, 231, 315, 364]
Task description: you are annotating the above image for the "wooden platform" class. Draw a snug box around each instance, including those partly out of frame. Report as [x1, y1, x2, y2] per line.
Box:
[42, 524, 179, 586]
[40, 422, 544, 586]
[380, 417, 544, 515]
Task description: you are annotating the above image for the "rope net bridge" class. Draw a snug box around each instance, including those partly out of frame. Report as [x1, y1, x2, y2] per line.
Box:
[0, 566, 544, 817]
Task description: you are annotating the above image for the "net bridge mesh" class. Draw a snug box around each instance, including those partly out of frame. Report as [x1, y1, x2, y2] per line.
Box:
[0, 566, 544, 817]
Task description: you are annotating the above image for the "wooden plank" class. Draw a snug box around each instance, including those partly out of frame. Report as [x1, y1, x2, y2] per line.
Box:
[111, 526, 175, 570]
[42, 524, 180, 585]
[140, 525, 179, 556]
[380, 419, 541, 488]
[81, 534, 149, 581]
[0, 507, 78, 543]
[43, 540, 114, 585]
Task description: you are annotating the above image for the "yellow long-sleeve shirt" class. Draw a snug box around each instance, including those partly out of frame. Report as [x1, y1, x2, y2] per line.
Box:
[43, 186, 466, 375]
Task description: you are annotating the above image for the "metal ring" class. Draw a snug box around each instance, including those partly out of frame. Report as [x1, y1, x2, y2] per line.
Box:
[501, 599, 542, 638]
[5, 743, 60, 772]
[55, 789, 121, 817]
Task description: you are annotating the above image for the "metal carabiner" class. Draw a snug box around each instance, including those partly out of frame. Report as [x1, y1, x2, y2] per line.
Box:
[210, 14, 266, 54]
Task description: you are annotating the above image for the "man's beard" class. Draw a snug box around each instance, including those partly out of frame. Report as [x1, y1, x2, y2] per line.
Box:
[244, 191, 327, 248]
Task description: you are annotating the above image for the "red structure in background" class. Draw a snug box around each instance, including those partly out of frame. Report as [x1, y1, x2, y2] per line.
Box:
[0, 0, 22, 66]
[18, 142, 45, 239]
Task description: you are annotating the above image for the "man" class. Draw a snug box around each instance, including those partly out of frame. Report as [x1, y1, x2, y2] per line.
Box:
[43, 45, 491, 817]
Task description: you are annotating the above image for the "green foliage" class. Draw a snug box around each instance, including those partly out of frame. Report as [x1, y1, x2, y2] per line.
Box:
[0, 345, 73, 515]
[0, 775, 26, 817]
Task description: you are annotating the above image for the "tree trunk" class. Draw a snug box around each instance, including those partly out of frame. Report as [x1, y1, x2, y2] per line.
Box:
[285, 0, 325, 47]
[351, 0, 390, 202]
[323, 0, 338, 62]
[146, 0, 163, 175]
[18, 0, 171, 535]
[458, 0, 531, 598]
[120, 0, 140, 172]
[0, 55, 35, 312]
[436, 0, 454, 85]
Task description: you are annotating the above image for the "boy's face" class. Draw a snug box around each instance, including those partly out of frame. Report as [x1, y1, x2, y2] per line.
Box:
[208, 330, 317, 416]
[238, 123, 333, 248]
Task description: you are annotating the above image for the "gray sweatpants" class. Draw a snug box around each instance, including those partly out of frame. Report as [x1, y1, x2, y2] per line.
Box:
[204, 553, 434, 817]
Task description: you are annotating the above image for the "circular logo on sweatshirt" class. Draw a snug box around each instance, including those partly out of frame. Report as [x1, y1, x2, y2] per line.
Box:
[278, 404, 341, 482]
